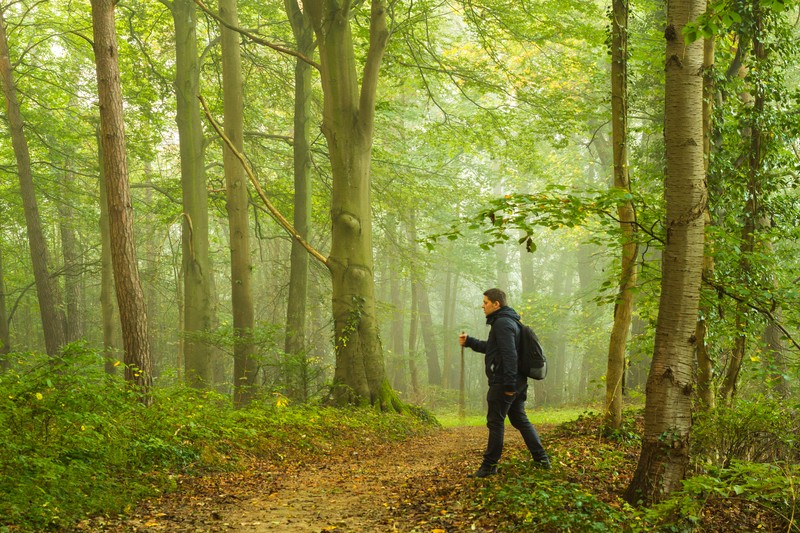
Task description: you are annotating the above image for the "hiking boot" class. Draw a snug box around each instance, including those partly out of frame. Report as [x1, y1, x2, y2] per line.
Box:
[534, 458, 552, 470]
[468, 465, 498, 478]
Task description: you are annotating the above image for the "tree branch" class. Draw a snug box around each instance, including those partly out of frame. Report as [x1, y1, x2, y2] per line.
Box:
[359, 0, 389, 133]
[193, 0, 320, 71]
[702, 274, 800, 352]
[198, 95, 329, 269]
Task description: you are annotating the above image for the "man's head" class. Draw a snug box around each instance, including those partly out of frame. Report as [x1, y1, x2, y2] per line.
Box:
[482, 288, 507, 316]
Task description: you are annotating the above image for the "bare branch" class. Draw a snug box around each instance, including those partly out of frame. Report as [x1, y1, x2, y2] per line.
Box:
[198, 95, 329, 269]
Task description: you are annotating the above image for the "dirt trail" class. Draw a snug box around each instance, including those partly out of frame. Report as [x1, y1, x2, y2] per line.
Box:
[97, 425, 515, 532]
[221, 426, 486, 532]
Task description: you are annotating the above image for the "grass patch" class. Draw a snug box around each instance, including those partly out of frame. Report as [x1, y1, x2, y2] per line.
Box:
[436, 406, 587, 428]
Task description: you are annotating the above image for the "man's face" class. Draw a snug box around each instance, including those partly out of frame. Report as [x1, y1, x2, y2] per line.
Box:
[482, 296, 500, 316]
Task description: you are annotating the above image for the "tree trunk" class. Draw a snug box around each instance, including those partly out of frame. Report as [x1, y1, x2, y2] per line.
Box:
[91, 0, 153, 400]
[169, 0, 215, 388]
[604, 0, 638, 432]
[0, 10, 66, 356]
[220, 0, 257, 407]
[520, 235, 536, 296]
[694, 35, 716, 411]
[719, 14, 767, 407]
[388, 227, 407, 393]
[59, 165, 83, 342]
[409, 212, 441, 386]
[283, 0, 315, 383]
[762, 303, 788, 398]
[624, 0, 706, 505]
[0, 241, 10, 368]
[97, 128, 118, 375]
[305, 0, 398, 409]
[407, 280, 419, 393]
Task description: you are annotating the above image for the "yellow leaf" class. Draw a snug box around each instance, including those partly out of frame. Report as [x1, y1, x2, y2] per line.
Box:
[113, 360, 121, 367]
[35, 393, 43, 400]
[275, 393, 289, 408]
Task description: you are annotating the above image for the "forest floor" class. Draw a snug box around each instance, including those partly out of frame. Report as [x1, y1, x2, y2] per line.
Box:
[71, 413, 787, 533]
[73, 425, 523, 532]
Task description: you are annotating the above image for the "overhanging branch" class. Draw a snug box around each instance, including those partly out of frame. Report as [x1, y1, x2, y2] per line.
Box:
[198, 95, 329, 269]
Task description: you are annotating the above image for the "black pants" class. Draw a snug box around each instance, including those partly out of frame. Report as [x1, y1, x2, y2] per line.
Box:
[482, 381, 548, 467]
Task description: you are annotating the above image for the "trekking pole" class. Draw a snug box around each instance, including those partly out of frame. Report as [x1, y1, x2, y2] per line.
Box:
[459, 331, 465, 421]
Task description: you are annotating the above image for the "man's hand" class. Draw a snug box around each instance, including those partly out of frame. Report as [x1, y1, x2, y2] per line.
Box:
[458, 333, 467, 346]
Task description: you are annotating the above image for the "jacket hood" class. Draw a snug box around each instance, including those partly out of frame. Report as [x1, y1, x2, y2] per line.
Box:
[485, 306, 520, 324]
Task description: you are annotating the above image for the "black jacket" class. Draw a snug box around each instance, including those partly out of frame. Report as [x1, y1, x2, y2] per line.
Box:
[464, 306, 522, 393]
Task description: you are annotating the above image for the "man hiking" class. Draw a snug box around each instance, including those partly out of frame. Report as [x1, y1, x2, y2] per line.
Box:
[459, 288, 551, 477]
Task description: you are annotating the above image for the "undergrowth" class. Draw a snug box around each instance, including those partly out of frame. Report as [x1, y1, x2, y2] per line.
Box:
[0, 345, 435, 531]
[473, 409, 799, 532]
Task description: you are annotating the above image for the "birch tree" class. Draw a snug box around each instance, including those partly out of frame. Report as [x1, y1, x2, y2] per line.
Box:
[624, 0, 707, 504]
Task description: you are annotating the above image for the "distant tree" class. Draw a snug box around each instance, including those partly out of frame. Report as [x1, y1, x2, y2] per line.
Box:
[0, 9, 66, 356]
[57, 161, 83, 342]
[91, 0, 153, 400]
[0, 238, 9, 367]
[624, 0, 707, 505]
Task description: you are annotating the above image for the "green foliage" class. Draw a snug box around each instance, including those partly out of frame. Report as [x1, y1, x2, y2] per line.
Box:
[426, 185, 663, 255]
[644, 461, 799, 532]
[0, 346, 436, 531]
[478, 463, 632, 531]
[691, 397, 800, 467]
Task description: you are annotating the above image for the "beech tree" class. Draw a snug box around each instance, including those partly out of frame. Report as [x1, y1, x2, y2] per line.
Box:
[283, 0, 316, 398]
[304, 0, 398, 408]
[158, 0, 217, 387]
[219, 0, 258, 407]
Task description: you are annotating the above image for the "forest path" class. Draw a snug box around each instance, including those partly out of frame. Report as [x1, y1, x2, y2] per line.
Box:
[221, 425, 486, 532]
[97, 424, 536, 532]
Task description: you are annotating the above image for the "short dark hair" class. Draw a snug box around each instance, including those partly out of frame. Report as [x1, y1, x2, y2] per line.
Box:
[483, 288, 507, 307]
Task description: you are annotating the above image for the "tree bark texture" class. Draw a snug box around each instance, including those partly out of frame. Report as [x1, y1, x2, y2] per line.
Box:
[96, 129, 118, 375]
[171, 0, 215, 388]
[305, 0, 397, 409]
[0, 11, 66, 356]
[220, 0, 257, 407]
[694, 35, 716, 411]
[91, 0, 153, 399]
[624, 0, 706, 505]
[604, 0, 638, 432]
[283, 0, 315, 371]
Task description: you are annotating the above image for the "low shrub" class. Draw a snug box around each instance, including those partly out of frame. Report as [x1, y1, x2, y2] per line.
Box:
[643, 461, 798, 532]
[691, 397, 800, 467]
[477, 461, 633, 531]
